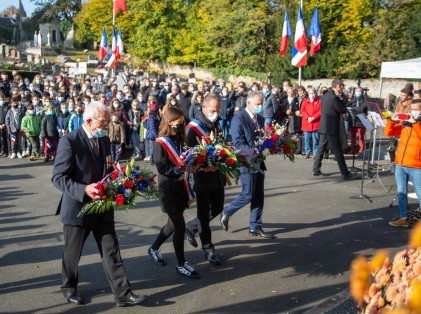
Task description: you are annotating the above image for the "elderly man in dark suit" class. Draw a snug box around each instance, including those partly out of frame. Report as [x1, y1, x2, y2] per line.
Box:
[220, 92, 275, 239]
[52, 101, 146, 307]
[312, 79, 356, 180]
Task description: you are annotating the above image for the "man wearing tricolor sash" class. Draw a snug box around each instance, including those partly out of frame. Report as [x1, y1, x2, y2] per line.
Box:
[184, 94, 226, 265]
[149, 107, 200, 279]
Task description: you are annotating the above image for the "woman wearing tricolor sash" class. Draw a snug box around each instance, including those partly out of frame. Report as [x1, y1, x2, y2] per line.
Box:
[148, 107, 200, 279]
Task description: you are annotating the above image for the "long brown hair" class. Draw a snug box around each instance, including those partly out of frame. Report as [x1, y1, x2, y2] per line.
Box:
[158, 107, 187, 144]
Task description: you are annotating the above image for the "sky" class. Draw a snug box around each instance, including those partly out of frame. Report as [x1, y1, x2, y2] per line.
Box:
[0, 0, 37, 17]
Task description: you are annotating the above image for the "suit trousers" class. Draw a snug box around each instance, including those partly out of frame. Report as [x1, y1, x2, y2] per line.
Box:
[224, 172, 264, 230]
[194, 188, 225, 248]
[61, 218, 131, 298]
[313, 133, 349, 176]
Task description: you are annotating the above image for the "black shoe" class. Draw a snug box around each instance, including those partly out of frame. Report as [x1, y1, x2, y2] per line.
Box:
[148, 247, 166, 265]
[249, 228, 276, 239]
[324, 152, 329, 159]
[220, 213, 229, 231]
[342, 172, 359, 180]
[203, 246, 221, 265]
[64, 291, 83, 305]
[312, 171, 329, 177]
[116, 291, 146, 307]
[176, 262, 200, 279]
[185, 228, 198, 248]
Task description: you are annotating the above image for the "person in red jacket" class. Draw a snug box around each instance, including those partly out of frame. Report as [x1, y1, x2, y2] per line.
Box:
[301, 87, 321, 159]
[384, 99, 421, 228]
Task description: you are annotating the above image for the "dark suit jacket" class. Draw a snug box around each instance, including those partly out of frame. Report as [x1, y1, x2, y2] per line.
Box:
[230, 109, 266, 174]
[318, 90, 347, 136]
[52, 126, 113, 226]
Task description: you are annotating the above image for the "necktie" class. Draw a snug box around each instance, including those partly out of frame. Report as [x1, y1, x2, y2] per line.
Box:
[90, 138, 99, 155]
[252, 116, 258, 130]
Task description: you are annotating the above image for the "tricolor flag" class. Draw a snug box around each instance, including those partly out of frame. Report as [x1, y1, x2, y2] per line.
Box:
[98, 27, 108, 60]
[45, 140, 53, 150]
[279, 9, 292, 57]
[105, 54, 116, 69]
[11, 134, 16, 144]
[111, 25, 117, 55]
[116, 28, 124, 60]
[113, 0, 128, 13]
[291, 6, 307, 67]
[308, 7, 321, 56]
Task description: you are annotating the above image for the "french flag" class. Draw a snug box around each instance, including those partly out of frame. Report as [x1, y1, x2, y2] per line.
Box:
[98, 27, 108, 60]
[308, 7, 321, 56]
[105, 54, 116, 69]
[111, 25, 117, 55]
[11, 134, 16, 144]
[45, 140, 53, 150]
[279, 9, 292, 57]
[291, 6, 307, 67]
[116, 27, 124, 60]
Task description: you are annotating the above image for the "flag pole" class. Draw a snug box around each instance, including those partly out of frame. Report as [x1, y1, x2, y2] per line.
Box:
[112, 1, 116, 76]
[298, 0, 303, 86]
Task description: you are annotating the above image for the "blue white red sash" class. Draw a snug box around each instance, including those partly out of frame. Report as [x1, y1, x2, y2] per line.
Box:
[187, 119, 209, 138]
[156, 136, 195, 204]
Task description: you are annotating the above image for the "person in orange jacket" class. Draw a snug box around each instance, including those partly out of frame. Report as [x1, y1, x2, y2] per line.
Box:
[384, 99, 421, 228]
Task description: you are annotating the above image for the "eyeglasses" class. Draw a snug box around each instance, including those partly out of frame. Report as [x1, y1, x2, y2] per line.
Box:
[94, 118, 110, 126]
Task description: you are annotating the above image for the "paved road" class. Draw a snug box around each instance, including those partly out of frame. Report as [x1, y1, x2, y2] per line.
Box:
[0, 154, 413, 314]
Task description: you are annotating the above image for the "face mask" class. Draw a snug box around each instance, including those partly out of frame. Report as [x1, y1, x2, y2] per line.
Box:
[68, 102, 74, 107]
[84, 101, 89, 105]
[172, 123, 184, 134]
[309, 94, 315, 101]
[0, 100, 4, 105]
[73, 92, 78, 97]
[145, 82, 150, 87]
[355, 92, 362, 98]
[117, 95, 124, 100]
[411, 110, 421, 120]
[253, 105, 263, 115]
[172, 82, 177, 86]
[24, 102, 29, 106]
[137, 97, 143, 102]
[61, 108, 69, 114]
[283, 87, 289, 92]
[27, 110, 35, 115]
[58, 97, 64, 102]
[113, 104, 119, 109]
[35, 80, 40, 84]
[98, 77, 103, 82]
[222, 92, 228, 97]
[126, 97, 132, 102]
[152, 82, 158, 87]
[171, 101, 176, 106]
[48, 111, 55, 116]
[262, 88, 269, 95]
[93, 128, 108, 137]
[252, 87, 259, 92]
[206, 113, 218, 122]
[164, 86, 170, 91]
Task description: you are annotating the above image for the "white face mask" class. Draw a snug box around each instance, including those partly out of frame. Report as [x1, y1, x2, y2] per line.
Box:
[113, 103, 119, 109]
[206, 113, 218, 122]
[309, 94, 315, 101]
[171, 101, 176, 106]
[411, 110, 421, 120]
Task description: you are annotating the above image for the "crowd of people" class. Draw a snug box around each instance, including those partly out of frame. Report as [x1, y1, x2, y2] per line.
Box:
[2, 68, 421, 307]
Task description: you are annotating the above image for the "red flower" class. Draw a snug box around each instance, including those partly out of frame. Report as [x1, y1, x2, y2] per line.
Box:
[116, 194, 125, 205]
[269, 147, 278, 154]
[271, 134, 280, 141]
[95, 183, 105, 195]
[267, 126, 275, 133]
[283, 144, 292, 154]
[219, 149, 227, 158]
[196, 155, 206, 165]
[124, 180, 134, 189]
[110, 170, 119, 180]
[226, 158, 235, 166]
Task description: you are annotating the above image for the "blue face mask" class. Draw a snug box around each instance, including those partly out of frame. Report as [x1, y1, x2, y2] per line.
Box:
[253, 105, 263, 115]
[48, 111, 55, 116]
[93, 128, 108, 137]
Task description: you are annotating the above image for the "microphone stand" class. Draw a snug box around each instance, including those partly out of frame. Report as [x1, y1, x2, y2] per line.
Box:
[350, 130, 372, 203]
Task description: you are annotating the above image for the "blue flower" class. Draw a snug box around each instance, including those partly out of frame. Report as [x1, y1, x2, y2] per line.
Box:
[138, 184, 145, 191]
[262, 140, 273, 148]
[144, 179, 150, 186]
[117, 186, 126, 194]
[207, 146, 215, 154]
[135, 166, 141, 171]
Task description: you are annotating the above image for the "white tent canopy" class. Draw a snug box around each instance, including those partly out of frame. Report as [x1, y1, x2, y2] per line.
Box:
[380, 57, 421, 79]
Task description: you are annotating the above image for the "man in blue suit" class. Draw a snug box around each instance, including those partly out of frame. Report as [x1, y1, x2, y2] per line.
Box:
[52, 102, 146, 307]
[220, 92, 275, 239]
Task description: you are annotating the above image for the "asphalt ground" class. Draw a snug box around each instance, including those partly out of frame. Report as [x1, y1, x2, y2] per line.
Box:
[0, 152, 416, 314]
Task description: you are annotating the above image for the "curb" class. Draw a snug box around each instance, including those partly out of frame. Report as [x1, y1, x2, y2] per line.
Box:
[302, 289, 358, 314]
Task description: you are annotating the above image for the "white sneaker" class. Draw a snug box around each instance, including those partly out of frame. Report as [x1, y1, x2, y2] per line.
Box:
[17, 152, 22, 158]
[408, 193, 418, 200]
[10, 153, 17, 159]
[21, 151, 29, 157]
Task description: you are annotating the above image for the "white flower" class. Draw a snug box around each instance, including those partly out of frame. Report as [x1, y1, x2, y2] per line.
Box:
[262, 148, 270, 157]
[124, 189, 132, 197]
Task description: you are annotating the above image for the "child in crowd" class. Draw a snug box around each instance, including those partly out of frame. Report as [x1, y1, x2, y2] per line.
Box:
[5, 97, 24, 158]
[68, 103, 83, 132]
[143, 102, 160, 162]
[57, 102, 71, 138]
[108, 114, 126, 163]
[21, 104, 42, 160]
[127, 99, 144, 160]
[40, 104, 59, 162]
